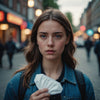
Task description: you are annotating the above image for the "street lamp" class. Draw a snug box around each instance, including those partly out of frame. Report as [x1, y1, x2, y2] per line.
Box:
[98, 27, 100, 33]
[35, 9, 42, 17]
[28, 0, 34, 7]
[93, 33, 99, 40]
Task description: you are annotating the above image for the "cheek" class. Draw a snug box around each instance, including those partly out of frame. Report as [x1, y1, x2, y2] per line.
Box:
[56, 41, 66, 51]
[37, 40, 45, 50]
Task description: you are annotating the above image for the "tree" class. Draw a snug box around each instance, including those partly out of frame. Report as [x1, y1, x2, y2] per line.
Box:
[65, 12, 77, 32]
[42, 0, 59, 10]
[65, 12, 73, 26]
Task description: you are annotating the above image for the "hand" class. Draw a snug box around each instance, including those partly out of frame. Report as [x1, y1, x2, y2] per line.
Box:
[29, 88, 50, 100]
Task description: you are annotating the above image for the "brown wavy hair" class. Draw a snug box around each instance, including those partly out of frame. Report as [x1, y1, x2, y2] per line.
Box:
[15, 8, 77, 87]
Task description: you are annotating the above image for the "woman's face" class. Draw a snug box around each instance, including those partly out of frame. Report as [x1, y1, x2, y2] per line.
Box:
[37, 20, 68, 61]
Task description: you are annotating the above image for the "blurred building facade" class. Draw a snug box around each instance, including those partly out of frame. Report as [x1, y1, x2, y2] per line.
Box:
[0, 0, 43, 44]
[80, 0, 100, 40]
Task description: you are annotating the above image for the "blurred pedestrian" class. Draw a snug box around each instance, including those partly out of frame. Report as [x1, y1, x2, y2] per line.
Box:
[0, 39, 4, 68]
[84, 37, 93, 62]
[94, 38, 100, 76]
[5, 35, 16, 69]
[4, 9, 95, 100]
[23, 37, 29, 47]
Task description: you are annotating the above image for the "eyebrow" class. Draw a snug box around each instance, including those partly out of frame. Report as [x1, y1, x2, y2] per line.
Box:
[38, 32, 48, 34]
[38, 32, 63, 34]
[53, 32, 63, 34]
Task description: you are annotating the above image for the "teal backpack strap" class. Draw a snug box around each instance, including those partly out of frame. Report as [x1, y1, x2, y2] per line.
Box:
[75, 70, 86, 100]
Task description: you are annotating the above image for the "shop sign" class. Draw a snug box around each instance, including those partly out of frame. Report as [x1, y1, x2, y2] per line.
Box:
[7, 13, 23, 25]
[0, 11, 5, 21]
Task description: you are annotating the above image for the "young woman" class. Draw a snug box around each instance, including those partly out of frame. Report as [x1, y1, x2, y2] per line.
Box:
[4, 9, 95, 100]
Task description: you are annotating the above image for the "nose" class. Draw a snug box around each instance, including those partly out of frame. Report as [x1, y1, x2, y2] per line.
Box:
[47, 36, 54, 47]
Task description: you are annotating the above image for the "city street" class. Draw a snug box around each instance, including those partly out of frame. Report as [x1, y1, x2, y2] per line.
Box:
[0, 47, 100, 100]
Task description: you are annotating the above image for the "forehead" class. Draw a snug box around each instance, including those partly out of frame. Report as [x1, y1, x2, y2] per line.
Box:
[38, 20, 65, 32]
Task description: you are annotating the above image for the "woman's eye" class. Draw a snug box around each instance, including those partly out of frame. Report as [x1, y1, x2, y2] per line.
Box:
[40, 35, 46, 38]
[55, 35, 62, 38]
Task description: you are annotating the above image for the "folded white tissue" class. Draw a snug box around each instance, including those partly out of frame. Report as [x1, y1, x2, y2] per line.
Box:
[34, 74, 63, 95]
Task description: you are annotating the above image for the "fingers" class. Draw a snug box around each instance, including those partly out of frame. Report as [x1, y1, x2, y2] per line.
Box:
[29, 88, 50, 100]
[36, 92, 50, 99]
[34, 88, 48, 96]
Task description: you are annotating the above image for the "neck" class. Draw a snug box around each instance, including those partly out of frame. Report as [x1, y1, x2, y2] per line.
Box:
[42, 58, 63, 79]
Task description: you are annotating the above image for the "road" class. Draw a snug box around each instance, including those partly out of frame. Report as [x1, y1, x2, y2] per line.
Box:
[0, 47, 100, 100]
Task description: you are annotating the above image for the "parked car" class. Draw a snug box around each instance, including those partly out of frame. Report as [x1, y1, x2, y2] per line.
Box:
[75, 37, 84, 48]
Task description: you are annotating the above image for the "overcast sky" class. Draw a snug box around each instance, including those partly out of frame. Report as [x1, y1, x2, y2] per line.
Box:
[57, 0, 91, 26]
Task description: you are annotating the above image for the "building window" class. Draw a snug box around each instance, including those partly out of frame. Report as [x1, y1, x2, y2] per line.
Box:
[35, 0, 38, 6]
[8, 0, 13, 8]
[23, 6, 26, 16]
[17, 2, 20, 13]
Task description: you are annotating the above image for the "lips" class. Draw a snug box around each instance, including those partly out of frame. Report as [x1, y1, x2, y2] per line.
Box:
[46, 50, 55, 54]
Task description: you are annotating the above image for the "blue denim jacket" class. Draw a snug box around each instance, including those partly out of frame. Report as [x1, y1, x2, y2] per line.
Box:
[4, 64, 95, 100]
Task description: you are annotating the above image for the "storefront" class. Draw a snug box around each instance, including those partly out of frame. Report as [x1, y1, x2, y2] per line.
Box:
[0, 11, 27, 44]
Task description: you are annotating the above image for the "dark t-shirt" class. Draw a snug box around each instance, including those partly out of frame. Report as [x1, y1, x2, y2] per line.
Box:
[41, 64, 65, 100]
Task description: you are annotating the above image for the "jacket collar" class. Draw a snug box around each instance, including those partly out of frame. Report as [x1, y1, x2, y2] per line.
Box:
[61, 64, 76, 85]
[30, 63, 76, 85]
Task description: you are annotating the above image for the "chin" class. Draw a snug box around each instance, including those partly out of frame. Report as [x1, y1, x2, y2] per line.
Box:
[45, 55, 58, 60]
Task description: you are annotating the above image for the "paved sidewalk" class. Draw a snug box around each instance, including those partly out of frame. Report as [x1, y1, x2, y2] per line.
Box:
[0, 52, 27, 100]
